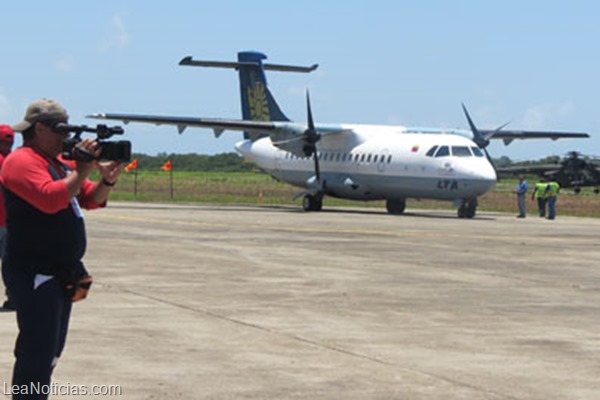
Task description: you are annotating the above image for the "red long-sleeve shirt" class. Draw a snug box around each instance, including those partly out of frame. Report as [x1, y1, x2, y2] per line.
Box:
[1, 146, 106, 275]
[1, 146, 102, 214]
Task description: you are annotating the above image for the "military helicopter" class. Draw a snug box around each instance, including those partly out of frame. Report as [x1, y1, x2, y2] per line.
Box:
[498, 151, 600, 194]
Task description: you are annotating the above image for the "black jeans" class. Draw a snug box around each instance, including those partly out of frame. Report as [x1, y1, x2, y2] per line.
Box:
[2, 263, 72, 399]
[536, 198, 547, 217]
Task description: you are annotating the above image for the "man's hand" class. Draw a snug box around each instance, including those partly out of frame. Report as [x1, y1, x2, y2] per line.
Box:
[97, 161, 123, 185]
[74, 138, 100, 178]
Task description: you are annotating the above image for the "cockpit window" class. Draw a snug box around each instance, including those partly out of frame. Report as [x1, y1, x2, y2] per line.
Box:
[471, 146, 484, 157]
[426, 145, 438, 157]
[434, 146, 450, 157]
[451, 146, 472, 157]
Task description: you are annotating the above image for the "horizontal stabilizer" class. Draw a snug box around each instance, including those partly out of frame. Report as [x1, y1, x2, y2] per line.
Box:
[179, 56, 318, 73]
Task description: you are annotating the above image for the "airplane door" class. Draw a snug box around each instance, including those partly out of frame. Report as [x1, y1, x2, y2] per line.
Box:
[377, 149, 389, 173]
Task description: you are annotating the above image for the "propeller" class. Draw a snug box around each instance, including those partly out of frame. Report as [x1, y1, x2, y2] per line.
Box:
[269, 90, 323, 188]
[461, 103, 500, 179]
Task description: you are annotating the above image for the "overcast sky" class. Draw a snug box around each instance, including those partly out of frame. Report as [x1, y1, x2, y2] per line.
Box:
[1, 1, 598, 160]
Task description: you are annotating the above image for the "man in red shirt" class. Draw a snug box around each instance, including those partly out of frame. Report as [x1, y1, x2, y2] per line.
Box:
[1, 99, 122, 398]
[0, 124, 15, 310]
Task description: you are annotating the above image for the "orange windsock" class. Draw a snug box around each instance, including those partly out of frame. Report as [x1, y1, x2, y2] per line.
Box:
[161, 160, 172, 172]
[124, 159, 138, 172]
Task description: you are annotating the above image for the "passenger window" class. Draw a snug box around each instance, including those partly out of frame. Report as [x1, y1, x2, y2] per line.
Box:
[360, 154, 366, 162]
[373, 155, 378, 163]
[426, 146, 438, 157]
[367, 154, 372, 163]
[451, 146, 471, 157]
[471, 146, 484, 157]
[435, 146, 450, 157]
[387, 155, 392, 163]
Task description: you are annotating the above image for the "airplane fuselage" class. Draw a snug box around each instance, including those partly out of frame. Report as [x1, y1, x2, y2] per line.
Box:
[236, 125, 497, 203]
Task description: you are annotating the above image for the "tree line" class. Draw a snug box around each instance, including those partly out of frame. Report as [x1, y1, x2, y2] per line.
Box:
[130, 152, 254, 172]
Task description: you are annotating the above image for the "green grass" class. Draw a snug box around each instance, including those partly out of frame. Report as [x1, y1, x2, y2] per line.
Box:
[97, 171, 600, 217]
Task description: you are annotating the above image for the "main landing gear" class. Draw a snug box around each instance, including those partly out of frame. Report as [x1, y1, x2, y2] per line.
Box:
[457, 198, 477, 218]
[302, 194, 323, 212]
[386, 199, 406, 215]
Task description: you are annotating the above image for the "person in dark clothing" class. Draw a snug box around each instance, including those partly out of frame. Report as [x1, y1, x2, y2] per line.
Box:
[531, 177, 548, 217]
[1, 99, 122, 399]
[515, 175, 529, 218]
[0, 124, 15, 310]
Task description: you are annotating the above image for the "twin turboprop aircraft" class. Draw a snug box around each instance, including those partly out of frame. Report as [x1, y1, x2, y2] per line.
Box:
[90, 51, 589, 218]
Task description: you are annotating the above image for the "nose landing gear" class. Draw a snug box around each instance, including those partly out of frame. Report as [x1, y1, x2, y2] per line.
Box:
[458, 198, 477, 218]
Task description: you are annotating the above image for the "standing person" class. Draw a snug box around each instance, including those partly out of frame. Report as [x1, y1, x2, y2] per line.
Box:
[1, 99, 123, 398]
[531, 177, 548, 217]
[545, 179, 560, 220]
[0, 124, 15, 310]
[515, 175, 529, 218]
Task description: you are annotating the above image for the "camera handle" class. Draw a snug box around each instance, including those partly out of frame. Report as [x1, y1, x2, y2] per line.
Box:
[53, 123, 124, 139]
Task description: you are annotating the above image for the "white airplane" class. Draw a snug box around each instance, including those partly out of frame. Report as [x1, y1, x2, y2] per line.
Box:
[89, 51, 589, 218]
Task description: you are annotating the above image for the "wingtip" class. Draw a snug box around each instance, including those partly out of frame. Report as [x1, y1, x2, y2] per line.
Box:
[86, 113, 106, 119]
[179, 56, 193, 65]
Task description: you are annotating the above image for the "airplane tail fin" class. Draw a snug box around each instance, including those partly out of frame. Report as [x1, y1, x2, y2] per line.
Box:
[180, 51, 317, 140]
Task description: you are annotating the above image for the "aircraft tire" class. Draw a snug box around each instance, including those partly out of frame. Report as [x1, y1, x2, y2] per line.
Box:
[457, 198, 477, 218]
[465, 198, 477, 219]
[386, 199, 406, 215]
[302, 195, 322, 212]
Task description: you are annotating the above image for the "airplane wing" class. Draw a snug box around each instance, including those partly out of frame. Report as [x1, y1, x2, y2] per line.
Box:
[88, 113, 278, 137]
[88, 112, 349, 157]
[480, 129, 590, 145]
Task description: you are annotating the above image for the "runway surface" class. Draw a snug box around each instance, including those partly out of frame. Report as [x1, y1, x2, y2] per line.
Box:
[1, 202, 599, 399]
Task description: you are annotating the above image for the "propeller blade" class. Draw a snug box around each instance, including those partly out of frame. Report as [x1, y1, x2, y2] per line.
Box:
[483, 148, 498, 181]
[307, 90, 315, 132]
[492, 120, 511, 135]
[271, 135, 305, 146]
[462, 103, 488, 149]
[461, 103, 478, 134]
[305, 89, 321, 185]
[313, 148, 321, 183]
[303, 89, 321, 157]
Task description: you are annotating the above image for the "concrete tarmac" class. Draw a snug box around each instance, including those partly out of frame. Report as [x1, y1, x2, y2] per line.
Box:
[1, 202, 599, 399]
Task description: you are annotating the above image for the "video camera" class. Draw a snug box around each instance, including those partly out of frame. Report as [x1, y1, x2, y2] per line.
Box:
[55, 123, 132, 163]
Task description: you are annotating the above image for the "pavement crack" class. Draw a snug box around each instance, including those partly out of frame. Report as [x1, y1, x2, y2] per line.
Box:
[111, 284, 520, 400]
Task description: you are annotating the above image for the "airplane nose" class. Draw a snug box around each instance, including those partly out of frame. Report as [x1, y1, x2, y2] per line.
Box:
[477, 161, 498, 191]
[480, 162, 497, 183]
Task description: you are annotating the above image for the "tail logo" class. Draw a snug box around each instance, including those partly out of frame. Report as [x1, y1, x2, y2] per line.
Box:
[248, 82, 270, 121]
